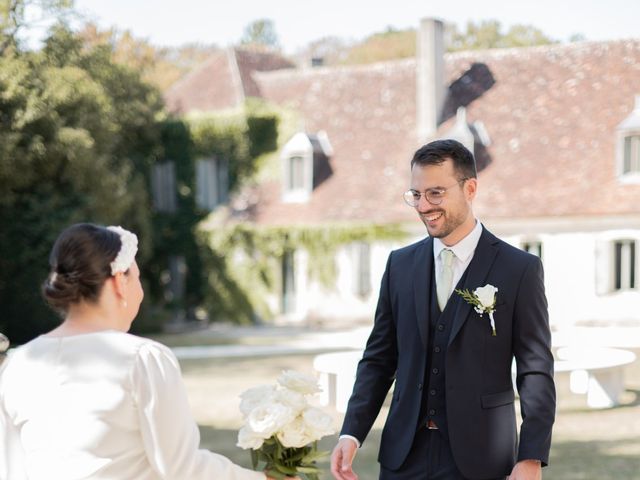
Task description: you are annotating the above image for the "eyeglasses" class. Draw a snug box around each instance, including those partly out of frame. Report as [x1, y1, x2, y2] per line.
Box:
[403, 179, 468, 207]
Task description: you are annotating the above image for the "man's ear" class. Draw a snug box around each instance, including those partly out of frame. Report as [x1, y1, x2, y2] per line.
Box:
[465, 178, 478, 201]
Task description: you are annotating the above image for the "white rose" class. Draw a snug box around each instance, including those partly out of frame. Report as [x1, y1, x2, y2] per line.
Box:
[237, 425, 266, 450]
[277, 416, 315, 448]
[239, 385, 276, 417]
[274, 389, 307, 415]
[247, 403, 295, 438]
[473, 284, 498, 309]
[302, 407, 335, 440]
[277, 370, 321, 395]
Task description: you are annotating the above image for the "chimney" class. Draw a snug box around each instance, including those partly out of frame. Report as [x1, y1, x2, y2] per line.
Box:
[416, 18, 445, 143]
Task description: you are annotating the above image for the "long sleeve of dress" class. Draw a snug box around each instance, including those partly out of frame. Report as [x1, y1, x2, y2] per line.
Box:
[131, 342, 265, 480]
[0, 364, 28, 480]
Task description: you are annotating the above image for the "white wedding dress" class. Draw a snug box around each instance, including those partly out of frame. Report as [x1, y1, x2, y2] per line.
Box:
[0, 331, 264, 480]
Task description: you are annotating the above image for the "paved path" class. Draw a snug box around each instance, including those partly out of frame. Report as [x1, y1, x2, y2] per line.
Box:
[171, 325, 370, 360]
[169, 323, 640, 360]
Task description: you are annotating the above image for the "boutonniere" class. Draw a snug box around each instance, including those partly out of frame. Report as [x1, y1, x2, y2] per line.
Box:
[455, 284, 498, 336]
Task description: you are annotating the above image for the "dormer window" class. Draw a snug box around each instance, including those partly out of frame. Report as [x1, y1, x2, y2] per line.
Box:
[281, 131, 333, 203]
[617, 95, 640, 181]
[287, 155, 306, 191]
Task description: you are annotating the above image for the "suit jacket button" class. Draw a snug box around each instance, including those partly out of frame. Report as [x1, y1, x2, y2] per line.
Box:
[437, 324, 444, 331]
[432, 368, 439, 374]
[417, 383, 423, 390]
[429, 409, 436, 415]
[434, 346, 441, 353]
[430, 389, 436, 396]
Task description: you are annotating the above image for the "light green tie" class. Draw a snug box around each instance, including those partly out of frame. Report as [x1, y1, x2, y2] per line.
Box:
[437, 249, 455, 311]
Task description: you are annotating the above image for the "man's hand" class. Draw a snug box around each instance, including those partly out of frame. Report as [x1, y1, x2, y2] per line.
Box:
[330, 437, 359, 480]
[508, 460, 542, 480]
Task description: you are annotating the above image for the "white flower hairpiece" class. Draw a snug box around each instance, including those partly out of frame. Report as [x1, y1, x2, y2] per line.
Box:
[107, 226, 138, 275]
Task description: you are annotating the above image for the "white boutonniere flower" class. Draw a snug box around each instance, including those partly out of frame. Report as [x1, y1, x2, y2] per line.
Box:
[455, 284, 499, 336]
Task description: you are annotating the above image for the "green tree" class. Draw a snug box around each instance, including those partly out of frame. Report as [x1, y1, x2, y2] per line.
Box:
[79, 23, 219, 92]
[343, 27, 415, 64]
[0, 0, 73, 53]
[240, 18, 279, 48]
[314, 19, 559, 66]
[449, 20, 556, 51]
[0, 25, 163, 343]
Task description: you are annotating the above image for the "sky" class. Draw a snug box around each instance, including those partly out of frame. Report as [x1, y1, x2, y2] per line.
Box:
[49, 0, 640, 54]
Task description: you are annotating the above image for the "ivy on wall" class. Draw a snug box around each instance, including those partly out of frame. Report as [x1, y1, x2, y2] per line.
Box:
[199, 222, 408, 324]
[143, 108, 280, 328]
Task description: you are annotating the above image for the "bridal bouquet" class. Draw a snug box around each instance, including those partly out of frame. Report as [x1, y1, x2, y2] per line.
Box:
[237, 370, 335, 479]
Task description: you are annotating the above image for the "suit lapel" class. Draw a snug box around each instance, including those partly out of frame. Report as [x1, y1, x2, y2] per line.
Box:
[448, 228, 500, 346]
[413, 237, 433, 348]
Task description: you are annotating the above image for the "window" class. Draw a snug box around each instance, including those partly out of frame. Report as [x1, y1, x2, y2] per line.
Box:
[282, 250, 296, 314]
[196, 157, 228, 210]
[167, 255, 186, 302]
[623, 135, 640, 174]
[281, 133, 314, 202]
[352, 242, 371, 297]
[614, 240, 636, 291]
[522, 241, 543, 260]
[288, 155, 306, 191]
[151, 161, 177, 212]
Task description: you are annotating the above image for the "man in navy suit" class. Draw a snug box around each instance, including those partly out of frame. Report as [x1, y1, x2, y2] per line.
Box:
[330, 140, 555, 480]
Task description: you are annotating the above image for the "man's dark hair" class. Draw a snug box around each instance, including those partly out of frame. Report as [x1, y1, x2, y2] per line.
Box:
[411, 139, 477, 179]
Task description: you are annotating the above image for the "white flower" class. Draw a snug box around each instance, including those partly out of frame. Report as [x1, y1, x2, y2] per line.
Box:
[237, 425, 266, 450]
[277, 416, 315, 448]
[277, 370, 321, 395]
[107, 226, 138, 275]
[239, 385, 276, 417]
[302, 407, 335, 439]
[456, 284, 500, 336]
[473, 284, 498, 309]
[274, 388, 307, 415]
[247, 403, 295, 439]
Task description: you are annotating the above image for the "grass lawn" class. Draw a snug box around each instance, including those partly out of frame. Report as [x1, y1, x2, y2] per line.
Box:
[181, 352, 640, 480]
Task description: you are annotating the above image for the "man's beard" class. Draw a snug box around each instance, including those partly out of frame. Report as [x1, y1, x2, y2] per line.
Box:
[421, 208, 467, 239]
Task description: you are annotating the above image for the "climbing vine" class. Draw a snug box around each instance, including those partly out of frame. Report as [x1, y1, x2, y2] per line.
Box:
[199, 222, 408, 323]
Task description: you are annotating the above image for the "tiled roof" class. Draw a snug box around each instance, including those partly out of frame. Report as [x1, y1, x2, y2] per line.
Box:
[247, 40, 640, 225]
[164, 47, 294, 114]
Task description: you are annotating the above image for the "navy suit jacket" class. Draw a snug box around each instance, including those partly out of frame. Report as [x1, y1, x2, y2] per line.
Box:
[341, 227, 556, 478]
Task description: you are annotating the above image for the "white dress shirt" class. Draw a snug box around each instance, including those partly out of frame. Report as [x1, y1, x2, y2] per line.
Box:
[433, 220, 483, 302]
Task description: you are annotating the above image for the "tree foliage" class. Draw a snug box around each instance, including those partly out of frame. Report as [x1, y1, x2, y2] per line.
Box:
[78, 23, 219, 92]
[343, 27, 416, 64]
[308, 19, 558, 66]
[448, 20, 556, 51]
[0, 0, 73, 53]
[0, 25, 163, 343]
[240, 18, 279, 48]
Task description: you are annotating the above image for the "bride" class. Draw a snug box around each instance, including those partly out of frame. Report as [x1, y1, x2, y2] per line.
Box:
[0, 223, 285, 480]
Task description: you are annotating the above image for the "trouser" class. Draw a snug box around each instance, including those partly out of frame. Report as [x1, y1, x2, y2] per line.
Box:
[379, 426, 507, 480]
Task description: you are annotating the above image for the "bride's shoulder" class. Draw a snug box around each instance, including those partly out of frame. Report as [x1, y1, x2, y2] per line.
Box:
[120, 334, 177, 365]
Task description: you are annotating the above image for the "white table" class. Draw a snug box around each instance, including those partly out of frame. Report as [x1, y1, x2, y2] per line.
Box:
[553, 346, 636, 408]
[314, 346, 637, 412]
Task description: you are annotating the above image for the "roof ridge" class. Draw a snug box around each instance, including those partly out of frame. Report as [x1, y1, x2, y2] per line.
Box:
[445, 38, 640, 60]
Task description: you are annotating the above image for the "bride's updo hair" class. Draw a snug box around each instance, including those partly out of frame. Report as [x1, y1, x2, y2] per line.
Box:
[42, 223, 122, 313]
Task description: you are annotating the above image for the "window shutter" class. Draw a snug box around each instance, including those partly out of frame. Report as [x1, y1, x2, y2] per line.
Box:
[152, 161, 177, 212]
[217, 158, 229, 204]
[195, 160, 207, 209]
[594, 240, 613, 295]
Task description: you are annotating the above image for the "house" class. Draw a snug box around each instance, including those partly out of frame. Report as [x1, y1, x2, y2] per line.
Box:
[167, 19, 640, 329]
